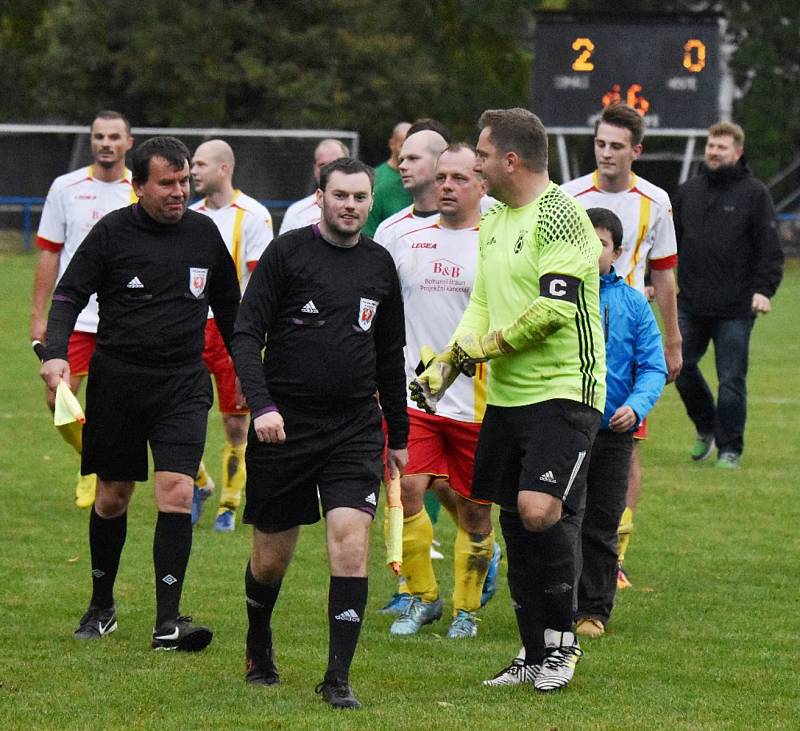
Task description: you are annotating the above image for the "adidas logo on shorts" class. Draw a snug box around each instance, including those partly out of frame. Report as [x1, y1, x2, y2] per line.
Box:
[365, 492, 377, 506]
[127, 276, 144, 288]
[300, 300, 319, 314]
[539, 470, 557, 484]
[335, 609, 361, 623]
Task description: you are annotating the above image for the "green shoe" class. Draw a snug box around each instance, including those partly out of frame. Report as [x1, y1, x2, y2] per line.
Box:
[690, 433, 715, 461]
[715, 452, 741, 469]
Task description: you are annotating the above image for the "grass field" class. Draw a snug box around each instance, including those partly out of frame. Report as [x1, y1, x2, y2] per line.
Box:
[1, 250, 798, 730]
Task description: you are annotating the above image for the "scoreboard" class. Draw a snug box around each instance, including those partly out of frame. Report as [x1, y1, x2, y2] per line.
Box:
[530, 14, 722, 129]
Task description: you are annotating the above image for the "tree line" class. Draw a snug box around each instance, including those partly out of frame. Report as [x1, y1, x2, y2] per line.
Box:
[1, 0, 797, 179]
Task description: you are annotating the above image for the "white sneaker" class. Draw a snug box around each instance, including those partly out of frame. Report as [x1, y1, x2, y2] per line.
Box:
[534, 629, 583, 692]
[482, 657, 539, 686]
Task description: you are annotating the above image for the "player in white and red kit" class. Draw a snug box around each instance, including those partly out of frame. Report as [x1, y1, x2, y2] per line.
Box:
[374, 129, 448, 250]
[383, 144, 497, 639]
[190, 139, 274, 532]
[278, 139, 350, 235]
[31, 111, 135, 508]
[562, 103, 682, 590]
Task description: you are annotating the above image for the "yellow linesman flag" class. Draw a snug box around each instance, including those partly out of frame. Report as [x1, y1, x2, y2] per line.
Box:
[385, 474, 403, 576]
[53, 380, 85, 426]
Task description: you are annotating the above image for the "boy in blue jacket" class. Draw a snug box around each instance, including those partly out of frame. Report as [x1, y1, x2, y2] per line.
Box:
[575, 208, 667, 638]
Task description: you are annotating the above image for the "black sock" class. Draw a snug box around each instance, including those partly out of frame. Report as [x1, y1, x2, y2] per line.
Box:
[500, 510, 577, 663]
[153, 511, 192, 629]
[89, 508, 127, 610]
[245, 562, 282, 661]
[537, 519, 576, 635]
[325, 576, 368, 685]
[500, 509, 545, 665]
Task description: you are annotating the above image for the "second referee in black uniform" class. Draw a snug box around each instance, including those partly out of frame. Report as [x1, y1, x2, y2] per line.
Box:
[232, 158, 409, 709]
[40, 136, 240, 652]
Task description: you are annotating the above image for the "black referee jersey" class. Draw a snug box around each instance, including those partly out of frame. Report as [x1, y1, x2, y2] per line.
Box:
[45, 203, 240, 367]
[232, 225, 409, 449]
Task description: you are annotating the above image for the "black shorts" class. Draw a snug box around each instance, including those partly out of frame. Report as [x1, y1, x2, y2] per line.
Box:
[471, 399, 601, 514]
[244, 400, 384, 533]
[82, 350, 212, 482]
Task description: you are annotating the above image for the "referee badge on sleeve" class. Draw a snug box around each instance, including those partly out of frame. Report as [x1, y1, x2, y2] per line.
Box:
[189, 267, 209, 299]
[358, 297, 379, 331]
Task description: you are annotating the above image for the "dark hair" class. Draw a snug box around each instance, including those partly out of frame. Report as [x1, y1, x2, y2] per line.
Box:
[407, 118, 451, 143]
[93, 110, 131, 134]
[318, 158, 375, 191]
[442, 142, 476, 156]
[131, 136, 191, 184]
[587, 207, 623, 250]
[596, 103, 645, 147]
[478, 108, 548, 173]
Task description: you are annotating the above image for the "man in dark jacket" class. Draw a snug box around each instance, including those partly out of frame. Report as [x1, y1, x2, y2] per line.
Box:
[673, 121, 783, 469]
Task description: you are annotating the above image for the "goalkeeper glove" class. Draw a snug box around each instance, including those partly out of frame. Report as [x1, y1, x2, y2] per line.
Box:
[409, 345, 458, 414]
[451, 331, 513, 375]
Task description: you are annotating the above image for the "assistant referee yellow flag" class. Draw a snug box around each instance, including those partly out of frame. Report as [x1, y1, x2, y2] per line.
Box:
[385, 474, 403, 575]
[53, 380, 85, 426]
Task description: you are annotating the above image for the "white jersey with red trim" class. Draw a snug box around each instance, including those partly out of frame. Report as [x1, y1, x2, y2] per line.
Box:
[190, 190, 273, 296]
[387, 222, 486, 423]
[279, 192, 319, 234]
[37, 165, 136, 333]
[374, 196, 496, 250]
[562, 171, 677, 293]
[374, 205, 439, 249]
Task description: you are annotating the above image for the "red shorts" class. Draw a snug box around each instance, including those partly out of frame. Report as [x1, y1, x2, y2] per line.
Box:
[202, 318, 247, 415]
[67, 331, 96, 376]
[634, 416, 648, 440]
[405, 408, 486, 502]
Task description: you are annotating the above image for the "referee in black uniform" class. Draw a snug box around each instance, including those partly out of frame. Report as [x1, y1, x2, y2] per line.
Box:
[40, 136, 240, 652]
[232, 158, 409, 709]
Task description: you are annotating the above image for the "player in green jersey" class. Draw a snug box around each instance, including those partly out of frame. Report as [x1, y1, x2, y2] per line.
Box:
[411, 108, 606, 692]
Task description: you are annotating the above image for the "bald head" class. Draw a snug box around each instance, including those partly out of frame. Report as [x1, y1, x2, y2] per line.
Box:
[404, 129, 447, 159]
[398, 130, 448, 198]
[314, 138, 350, 183]
[196, 139, 235, 167]
[191, 139, 235, 198]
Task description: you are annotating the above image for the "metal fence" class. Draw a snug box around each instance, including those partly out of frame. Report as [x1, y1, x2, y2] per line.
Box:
[0, 124, 359, 247]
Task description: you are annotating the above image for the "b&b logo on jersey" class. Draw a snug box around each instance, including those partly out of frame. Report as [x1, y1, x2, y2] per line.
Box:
[358, 297, 379, 331]
[189, 267, 208, 298]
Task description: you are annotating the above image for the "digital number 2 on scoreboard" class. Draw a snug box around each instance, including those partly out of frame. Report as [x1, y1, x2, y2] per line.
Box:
[571, 38, 595, 71]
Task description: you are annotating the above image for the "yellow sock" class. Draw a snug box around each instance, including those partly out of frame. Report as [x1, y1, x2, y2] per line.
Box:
[218, 442, 246, 513]
[452, 527, 495, 614]
[617, 507, 634, 564]
[195, 460, 210, 488]
[402, 509, 438, 602]
[56, 421, 83, 455]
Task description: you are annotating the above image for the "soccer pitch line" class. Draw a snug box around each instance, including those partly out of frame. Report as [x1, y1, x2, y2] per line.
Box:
[749, 396, 800, 405]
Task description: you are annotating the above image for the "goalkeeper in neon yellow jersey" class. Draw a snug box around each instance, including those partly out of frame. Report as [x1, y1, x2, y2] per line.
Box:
[411, 108, 605, 693]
